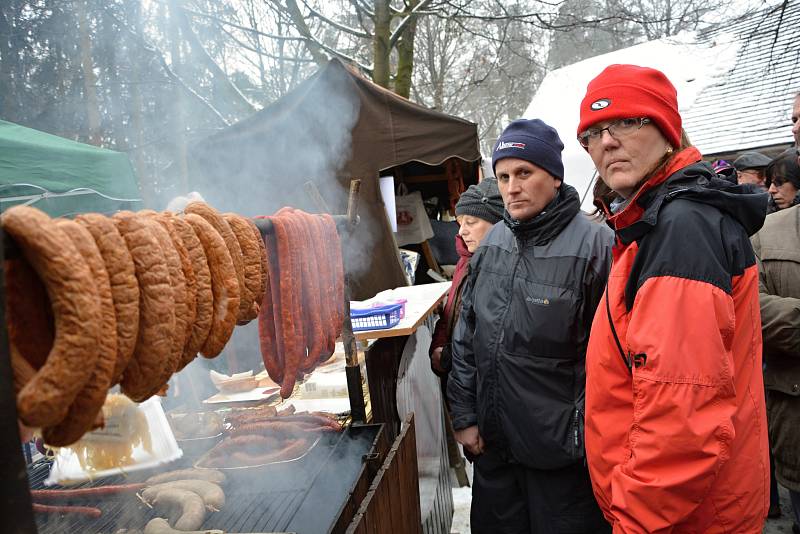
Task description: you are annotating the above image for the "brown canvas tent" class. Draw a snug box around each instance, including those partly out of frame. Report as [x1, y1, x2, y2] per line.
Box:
[188, 59, 480, 299]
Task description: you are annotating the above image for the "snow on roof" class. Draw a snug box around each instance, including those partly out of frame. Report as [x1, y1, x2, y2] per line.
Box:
[524, 1, 799, 209]
[683, 3, 800, 155]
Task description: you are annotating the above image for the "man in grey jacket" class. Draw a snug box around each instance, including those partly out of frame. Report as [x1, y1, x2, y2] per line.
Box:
[448, 118, 613, 533]
[751, 137, 800, 534]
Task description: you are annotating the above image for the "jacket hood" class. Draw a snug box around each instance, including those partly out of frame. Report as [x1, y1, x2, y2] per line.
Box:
[660, 163, 769, 236]
[503, 183, 581, 245]
[605, 147, 768, 243]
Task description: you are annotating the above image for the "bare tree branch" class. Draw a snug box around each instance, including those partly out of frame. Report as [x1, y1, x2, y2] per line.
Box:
[215, 23, 314, 63]
[180, 6, 308, 41]
[283, 0, 330, 64]
[389, 0, 436, 47]
[104, 7, 231, 126]
[300, 0, 372, 38]
[281, 0, 374, 72]
[173, 2, 256, 115]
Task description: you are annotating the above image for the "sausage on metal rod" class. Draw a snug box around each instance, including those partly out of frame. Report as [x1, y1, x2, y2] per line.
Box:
[3, 206, 101, 427]
[296, 211, 325, 373]
[310, 214, 337, 359]
[30, 483, 146, 500]
[75, 213, 140, 385]
[257, 228, 282, 384]
[42, 220, 118, 447]
[273, 215, 302, 398]
[182, 214, 239, 358]
[169, 215, 213, 369]
[113, 211, 173, 402]
[32, 503, 102, 518]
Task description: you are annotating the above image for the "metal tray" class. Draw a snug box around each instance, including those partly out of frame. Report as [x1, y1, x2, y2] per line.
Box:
[194, 435, 321, 472]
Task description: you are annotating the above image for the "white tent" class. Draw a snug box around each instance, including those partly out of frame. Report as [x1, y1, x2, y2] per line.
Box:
[524, 32, 740, 209]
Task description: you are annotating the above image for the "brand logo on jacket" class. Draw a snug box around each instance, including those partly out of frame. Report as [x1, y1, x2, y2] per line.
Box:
[496, 141, 526, 151]
[525, 296, 550, 306]
[590, 99, 611, 110]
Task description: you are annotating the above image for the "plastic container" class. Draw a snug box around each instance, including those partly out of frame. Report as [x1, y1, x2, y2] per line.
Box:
[350, 302, 403, 331]
[373, 297, 407, 319]
[45, 396, 182, 486]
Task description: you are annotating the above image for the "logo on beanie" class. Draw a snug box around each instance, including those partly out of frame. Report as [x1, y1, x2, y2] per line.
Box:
[590, 99, 611, 110]
[496, 141, 526, 151]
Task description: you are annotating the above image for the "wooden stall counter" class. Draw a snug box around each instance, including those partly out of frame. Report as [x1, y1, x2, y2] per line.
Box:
[353, 282, 450, 341]
[356, 282, 453, 534]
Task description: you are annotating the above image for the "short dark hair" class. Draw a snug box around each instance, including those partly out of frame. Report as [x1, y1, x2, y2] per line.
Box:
[765, 149, 800, 189]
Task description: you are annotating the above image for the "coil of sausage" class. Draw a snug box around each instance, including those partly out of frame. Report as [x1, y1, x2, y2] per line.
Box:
[113, 211, 174, 402]
[185, 202, 249, 323]
[183, 214, 239, 358]
[42, 220, 118, 446]
[75, 213, 140, 385]
[2, 206, 101, 427]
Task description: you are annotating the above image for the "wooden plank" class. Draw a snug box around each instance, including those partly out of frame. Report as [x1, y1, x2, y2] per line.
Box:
[330, 425, 389, 534]
[386, 456, 404, 532]
[403, 419, 422, 532]
[345, 415, 421, 534]
[420, 241, 442, 275]
[364, 337, 405, 441]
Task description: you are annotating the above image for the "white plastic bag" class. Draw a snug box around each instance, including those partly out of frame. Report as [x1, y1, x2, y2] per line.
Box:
[396, 324, 444, 518]
[394, 188, 434, 246]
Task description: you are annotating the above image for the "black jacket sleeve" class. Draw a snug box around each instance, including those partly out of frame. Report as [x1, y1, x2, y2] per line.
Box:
[447, 253, 480, 430]
[583, 227, 614, 335]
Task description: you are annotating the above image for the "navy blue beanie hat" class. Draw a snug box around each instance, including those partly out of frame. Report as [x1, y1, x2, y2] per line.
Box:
[492, 119, 565, 180]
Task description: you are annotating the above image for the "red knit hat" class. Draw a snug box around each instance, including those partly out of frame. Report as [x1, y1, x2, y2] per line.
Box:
[577, 64, 682, 149]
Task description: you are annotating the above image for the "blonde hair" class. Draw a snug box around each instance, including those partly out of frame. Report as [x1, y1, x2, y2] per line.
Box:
[593, 129, 693, 210]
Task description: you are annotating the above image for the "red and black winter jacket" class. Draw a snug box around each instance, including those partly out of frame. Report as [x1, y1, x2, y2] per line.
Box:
[585, 147, 771, 533]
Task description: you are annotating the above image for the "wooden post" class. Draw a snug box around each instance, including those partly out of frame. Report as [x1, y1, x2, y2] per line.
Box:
[342, 180, 366, 423]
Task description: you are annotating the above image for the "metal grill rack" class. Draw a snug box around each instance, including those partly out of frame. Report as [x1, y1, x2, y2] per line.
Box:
[30, 424, 382, 534]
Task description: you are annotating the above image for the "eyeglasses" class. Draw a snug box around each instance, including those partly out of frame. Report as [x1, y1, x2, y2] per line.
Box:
[737, 169, 761, 178]
[578, 118, 651, 149]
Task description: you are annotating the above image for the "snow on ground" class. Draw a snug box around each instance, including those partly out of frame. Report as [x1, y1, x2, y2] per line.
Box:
[450, 460, 472, 534]
[448, 459, 794, 533]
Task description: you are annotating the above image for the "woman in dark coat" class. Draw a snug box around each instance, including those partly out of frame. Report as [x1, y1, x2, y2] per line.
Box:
[429, 178, 504, 381]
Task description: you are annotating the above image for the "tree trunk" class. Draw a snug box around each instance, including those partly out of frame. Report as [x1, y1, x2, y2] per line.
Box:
[168, 0, 190, 194]
[173, 0, 255, 118]
[372, 0, 391, 89]
[285, 0, 328, 66]
[127, 0, 154, 207]
[76, 0, 102, 145]
[394, 0, 420, 98]
[0, 6, 17, 122]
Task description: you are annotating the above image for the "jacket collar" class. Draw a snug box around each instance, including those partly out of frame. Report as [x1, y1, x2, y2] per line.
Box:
[601, 147, 768, 244]
[455, 233, 472, 260]
[602, 147, 702, 235]
[503, 183, 581, 246]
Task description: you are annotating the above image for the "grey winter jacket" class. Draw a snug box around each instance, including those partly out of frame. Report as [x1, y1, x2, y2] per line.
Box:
[447, 185, 613, 470]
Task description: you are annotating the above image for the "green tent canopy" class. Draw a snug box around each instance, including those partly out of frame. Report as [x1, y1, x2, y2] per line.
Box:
[0, 120, 141, 216]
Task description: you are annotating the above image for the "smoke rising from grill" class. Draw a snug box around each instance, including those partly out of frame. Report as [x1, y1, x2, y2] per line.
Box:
[172, 66, 361, 219]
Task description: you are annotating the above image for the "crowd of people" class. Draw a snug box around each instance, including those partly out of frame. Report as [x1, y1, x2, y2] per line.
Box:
[433, 64, 800, 533]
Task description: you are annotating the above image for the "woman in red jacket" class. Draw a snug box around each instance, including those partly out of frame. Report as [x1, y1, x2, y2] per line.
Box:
[579, 64, 770, 533]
